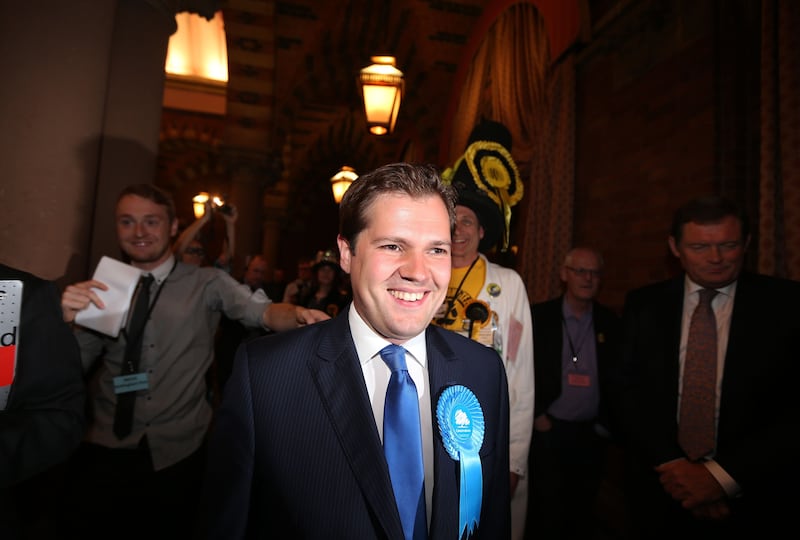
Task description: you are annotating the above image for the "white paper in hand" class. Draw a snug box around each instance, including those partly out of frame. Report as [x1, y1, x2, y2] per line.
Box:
[75, 256, 142, 337]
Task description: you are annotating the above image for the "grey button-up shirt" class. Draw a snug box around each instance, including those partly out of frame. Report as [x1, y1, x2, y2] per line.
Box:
[76, 255, 270, 470]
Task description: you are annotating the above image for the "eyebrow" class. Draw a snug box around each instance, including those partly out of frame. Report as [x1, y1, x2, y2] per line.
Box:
[117, 213, 164, 220]
[373, 235, 451, 247]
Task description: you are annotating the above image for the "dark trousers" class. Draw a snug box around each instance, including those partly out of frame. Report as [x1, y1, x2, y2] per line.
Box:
[64, 437, 207, 540]
[0, 461, 73, 540]
[525, 417, 607, 540]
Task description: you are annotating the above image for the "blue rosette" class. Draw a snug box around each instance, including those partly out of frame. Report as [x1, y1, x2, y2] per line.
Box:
[436, 385, 485, 539]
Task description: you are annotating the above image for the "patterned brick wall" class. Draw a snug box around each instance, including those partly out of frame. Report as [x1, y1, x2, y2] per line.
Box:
[573, 0, 716, 312]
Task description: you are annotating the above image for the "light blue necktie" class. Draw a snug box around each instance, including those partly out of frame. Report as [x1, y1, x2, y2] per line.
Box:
[380, 344, 428, 540]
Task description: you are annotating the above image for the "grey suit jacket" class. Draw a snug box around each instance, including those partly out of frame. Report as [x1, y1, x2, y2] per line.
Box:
[202, 305, 510, 539]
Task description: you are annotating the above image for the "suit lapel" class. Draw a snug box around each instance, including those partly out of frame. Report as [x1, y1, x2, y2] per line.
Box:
[309, 311, 403, 538]
[719, 273, 752, 414]
[724, 273, 753, 362]
[665, 277, 685, 365]
[426, 328, 461, 539]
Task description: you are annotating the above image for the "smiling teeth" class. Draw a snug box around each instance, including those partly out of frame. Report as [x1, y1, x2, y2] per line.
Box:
[391, 291, 424, 302]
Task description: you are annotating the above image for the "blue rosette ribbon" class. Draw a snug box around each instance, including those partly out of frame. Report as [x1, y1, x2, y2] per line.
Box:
[436, 385, 485, 539]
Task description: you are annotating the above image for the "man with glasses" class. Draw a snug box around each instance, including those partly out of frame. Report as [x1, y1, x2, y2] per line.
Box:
[173, 198, 238, 273]
[433, 119, 534, 540]
[525, 247, 620, 539]
[180, 239, 207, 266]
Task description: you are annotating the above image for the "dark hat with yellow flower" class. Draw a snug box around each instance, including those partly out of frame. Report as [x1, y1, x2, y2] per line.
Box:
[442, 119, 524, 252]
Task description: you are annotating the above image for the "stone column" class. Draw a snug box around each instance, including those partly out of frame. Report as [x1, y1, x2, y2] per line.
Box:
[222, 0, 284, 278]
[0, 0, 179, 286]
[221, 147, 273, 277]
[0, 1, 118, 282]
[89, 0, 177, 278]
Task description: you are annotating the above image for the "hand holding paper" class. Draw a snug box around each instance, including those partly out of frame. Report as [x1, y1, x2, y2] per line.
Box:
[74, 256, 142, 337]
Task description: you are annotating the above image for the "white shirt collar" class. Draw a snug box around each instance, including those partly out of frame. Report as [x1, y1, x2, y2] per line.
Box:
[348, 304, 427, 369]
[683, 275, 737, 298]
[145, 254, 176, 285]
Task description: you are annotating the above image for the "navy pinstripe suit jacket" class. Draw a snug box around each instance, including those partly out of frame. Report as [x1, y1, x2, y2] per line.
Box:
[202, 305, 510, 539]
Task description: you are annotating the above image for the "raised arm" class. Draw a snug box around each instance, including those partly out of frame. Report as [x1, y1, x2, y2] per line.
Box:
[174, 200, 212, 258]
[215, 204, 238, 271]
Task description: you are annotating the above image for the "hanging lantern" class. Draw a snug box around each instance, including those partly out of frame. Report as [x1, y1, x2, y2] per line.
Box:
[359, 56, 404, 135]
[192, 192, 210, 218]
[331, 166, 358, 204]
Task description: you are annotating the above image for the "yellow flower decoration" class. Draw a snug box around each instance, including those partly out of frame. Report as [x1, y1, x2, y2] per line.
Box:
[464, 141, 523, 205]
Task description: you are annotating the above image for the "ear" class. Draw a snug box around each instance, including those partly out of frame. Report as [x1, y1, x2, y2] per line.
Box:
[743, 233, 752, 251]
[478, 225, 485, 240]
[559, 265, 568, 282]
[170, 218, 179, 238]
[337, 235, 352, 273]
[667, 236, 680, 258]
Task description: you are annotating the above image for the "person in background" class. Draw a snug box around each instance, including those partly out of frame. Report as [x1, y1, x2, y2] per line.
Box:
[611, 195, 800, 538]
[212, 254, 275, 400]
[174, 198, 237, 272]
[180, 239, 208, 267]
[0, 263, 85, 539]
[435, 119, 534, 540]
[525, 247, 620, 539]
[282, 257, 313, 304]
[241, 254, 269, 292]
[59, 183, 329, 540]
[264, 267, 287, 303]
[201, 162, 511, 539]
[298, 249, 351, 318]
[235, 256, 287, 304]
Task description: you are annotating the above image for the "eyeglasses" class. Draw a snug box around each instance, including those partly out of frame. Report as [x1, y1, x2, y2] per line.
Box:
[185, 247, 205, 256]
[565, 266, 602, 278]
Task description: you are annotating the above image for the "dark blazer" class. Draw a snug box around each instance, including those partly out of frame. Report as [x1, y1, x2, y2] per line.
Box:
[0, 264, 86, 536]
[613, 272, 800, 533]
[202, 306, 511, 539]
[530, 296, 620, 429]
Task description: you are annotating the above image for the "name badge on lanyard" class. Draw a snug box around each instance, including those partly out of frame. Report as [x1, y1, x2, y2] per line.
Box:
[0, 280, 23, 410]
[113, 372, 150, 394]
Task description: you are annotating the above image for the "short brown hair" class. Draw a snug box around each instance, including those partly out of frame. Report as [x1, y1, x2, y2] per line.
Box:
[117, 183, 177, 223]
[670, 195, 749, 243]
[338, 163, 457, 252]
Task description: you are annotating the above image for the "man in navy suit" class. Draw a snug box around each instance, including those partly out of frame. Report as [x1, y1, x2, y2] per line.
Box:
[201, 163, 511, 539]
[612, 196, 800, 538]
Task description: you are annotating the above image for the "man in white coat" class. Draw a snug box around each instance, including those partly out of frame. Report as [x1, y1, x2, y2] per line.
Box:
[435, 119, 534, 540]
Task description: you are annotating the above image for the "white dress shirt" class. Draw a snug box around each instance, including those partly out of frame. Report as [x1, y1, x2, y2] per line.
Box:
[348, 305, 434, 526]
[678, 277, 740, 496]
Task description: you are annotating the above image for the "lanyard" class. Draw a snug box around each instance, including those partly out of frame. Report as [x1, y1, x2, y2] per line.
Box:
[561, 313, 590, 364]
[436, 255, 479, 325]
[122, 260, 177, 345]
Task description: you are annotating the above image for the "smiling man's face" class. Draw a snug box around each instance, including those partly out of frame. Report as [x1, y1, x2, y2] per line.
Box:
[338, 193, 452, 344]
[451, 205, 483, 268]
[116, 194, 178, 270]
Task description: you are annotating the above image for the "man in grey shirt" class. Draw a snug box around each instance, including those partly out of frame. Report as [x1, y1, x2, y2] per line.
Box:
[60, 183, 329, 539]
